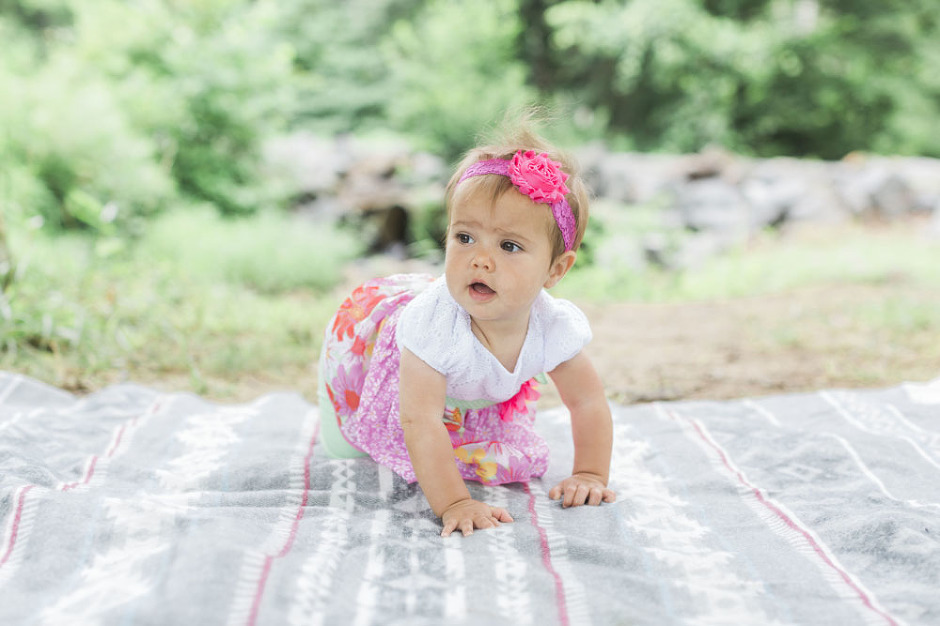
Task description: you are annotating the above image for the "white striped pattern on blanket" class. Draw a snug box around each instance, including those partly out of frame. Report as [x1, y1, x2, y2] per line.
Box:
[0, 371, 938, 625]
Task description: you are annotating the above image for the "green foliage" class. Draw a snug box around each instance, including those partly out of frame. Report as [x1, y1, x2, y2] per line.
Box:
[0, 0, 296, 234]
[0, 54, 175, 231]
[384, 0, 537, 159]
[155, 3, 296, 215]
[0, 212, 351, 396]
[276, 0, 422, 133]
[0, 0, 72, 35]
[546, 0, 940, 158]
[3, 0, 940, 275]
[4, 0, 939, 239]
[138, 208, 364, 293]
[70, 0, 297, 216]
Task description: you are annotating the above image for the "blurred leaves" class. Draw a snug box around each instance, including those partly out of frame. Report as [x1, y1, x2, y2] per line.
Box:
[384, 0, 536, 158]
[0, 209, 355, 395]
[545, 0, 940, 157]
[1, 0, 939, 238]
[1, 0, 294, 234]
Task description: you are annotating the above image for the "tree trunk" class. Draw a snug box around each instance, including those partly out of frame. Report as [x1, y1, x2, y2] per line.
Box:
[517, 0, 560, 94]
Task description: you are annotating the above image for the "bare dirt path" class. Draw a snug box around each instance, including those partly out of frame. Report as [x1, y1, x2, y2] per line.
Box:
[553, 283, 939, 407]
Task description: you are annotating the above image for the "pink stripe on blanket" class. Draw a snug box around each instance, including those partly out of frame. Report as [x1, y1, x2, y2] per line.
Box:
[246, 420, 320, 626]
[0, 399, 164, 573]
[61, 456, 99, 491]
[60, 414, 141, 491]
[59, 401, 162, 491]
[679, 411, 900, 626]
[0, 485, 34, 569]
[525, 483, 569, 626]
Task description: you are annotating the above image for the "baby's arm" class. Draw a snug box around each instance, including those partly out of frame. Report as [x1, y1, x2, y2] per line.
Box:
[399, 348, 513, 536]
[547, 351, 617, 507]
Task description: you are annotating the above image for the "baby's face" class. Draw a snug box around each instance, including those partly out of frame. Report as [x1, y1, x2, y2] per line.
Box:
[444, 186, 562, 329]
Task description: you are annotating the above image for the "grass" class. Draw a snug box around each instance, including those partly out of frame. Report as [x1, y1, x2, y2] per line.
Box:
[558, 217, 940, 301]
[1, 209, 360, 400]
[1, 210, 938, 401]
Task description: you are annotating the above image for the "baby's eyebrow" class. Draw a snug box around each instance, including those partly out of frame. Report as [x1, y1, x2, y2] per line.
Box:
[453, 221, 532, 242]
[450, 219, 482, 229]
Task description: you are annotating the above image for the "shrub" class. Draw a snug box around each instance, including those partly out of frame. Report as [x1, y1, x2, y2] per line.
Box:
[138, 208, 363, 293]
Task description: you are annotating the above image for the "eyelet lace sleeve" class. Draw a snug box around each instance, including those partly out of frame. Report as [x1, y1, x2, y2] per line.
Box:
[537, 292, 592, 373]
[395, 277, 466, 376]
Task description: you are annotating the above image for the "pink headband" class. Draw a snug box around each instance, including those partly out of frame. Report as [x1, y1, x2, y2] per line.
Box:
[456, 150, 577, 251]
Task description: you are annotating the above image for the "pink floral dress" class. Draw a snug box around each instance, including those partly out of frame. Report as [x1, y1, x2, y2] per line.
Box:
[317, 273, 589, 485]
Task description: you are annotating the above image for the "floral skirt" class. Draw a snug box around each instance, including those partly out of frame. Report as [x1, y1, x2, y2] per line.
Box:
[317, 274, 549, 485]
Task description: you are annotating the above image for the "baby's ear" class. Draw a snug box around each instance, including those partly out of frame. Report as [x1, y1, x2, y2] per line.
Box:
[544, 251, 577, 289]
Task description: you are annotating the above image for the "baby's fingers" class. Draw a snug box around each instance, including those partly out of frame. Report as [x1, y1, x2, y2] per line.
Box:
[492, 507, 514, 523]
[460, 519, 475, 536]
[564, 483, 591, 508]
[441, 518, 460, 538]
[583, 487, 617, 506]
[552, 480, 616, 508]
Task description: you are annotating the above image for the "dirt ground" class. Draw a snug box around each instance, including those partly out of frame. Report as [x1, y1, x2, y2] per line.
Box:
[537, 283, 939, 408]
[202, 285, 940, 408]
[188, 279, 936, 409]
[124, 247, 938, 407]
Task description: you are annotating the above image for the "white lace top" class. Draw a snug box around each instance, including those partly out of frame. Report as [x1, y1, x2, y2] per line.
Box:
[396, 276, 592, 403]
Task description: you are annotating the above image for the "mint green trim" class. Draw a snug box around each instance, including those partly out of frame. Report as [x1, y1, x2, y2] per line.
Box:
[445, 374, 546, 410]
[318, 377, 369, 459]
[445, 396, 497, 410]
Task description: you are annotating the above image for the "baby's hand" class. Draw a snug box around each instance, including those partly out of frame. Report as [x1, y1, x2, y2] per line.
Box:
[440, 498, 514, 537]
[549, 472, 617, 508]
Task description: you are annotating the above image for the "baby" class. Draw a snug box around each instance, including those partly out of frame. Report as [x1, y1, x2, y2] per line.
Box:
[318, 122, 615, 537]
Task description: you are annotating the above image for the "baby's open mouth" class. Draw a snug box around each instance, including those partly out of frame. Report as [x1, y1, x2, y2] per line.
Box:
[471, 282, 495, 295]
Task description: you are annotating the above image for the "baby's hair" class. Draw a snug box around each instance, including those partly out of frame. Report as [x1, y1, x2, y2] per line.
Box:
[445, 117, 590, 259]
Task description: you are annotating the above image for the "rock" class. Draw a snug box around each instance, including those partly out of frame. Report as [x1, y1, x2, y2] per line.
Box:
[739, 158, 809, 228]
[589, 151, 639, 204]
[595, 233, 647, 273]
[835, 161, 909, 217]
[674, 177, 752, 241]
[576, 145, 679, 204]
[642, 232, 671, 268]
[673, 232, 732, 270]
[928, 201, 940, 240]
[680, 145, 736, 181]
[788, 180, 849, 224]
[405, 152, 448, 186]
[337, 153, 409, 213]
[262, 132, 350, 197]
[268, 134, 940, 267]
[643, 230, 731, 271]
[871, 174, 915, 218]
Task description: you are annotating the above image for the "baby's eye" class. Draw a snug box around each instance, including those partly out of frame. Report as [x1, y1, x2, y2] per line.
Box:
[455, 233, 473, 244]
[501, 241, 522, 253]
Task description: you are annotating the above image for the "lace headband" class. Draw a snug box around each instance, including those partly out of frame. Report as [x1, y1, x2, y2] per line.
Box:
[456, 150, 577, 251]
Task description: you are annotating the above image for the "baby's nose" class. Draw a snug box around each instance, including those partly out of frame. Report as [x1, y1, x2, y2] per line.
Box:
[472, 251, 493, 270]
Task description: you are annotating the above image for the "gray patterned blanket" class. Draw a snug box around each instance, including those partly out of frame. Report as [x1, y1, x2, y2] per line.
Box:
[1, 370, 938, 625]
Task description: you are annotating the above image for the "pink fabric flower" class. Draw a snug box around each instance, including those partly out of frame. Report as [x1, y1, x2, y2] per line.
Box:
[498, 378, 541, 422]
[332, 284, 386, 342]
[331, 363, 364, 417]
[351, 336, 367, 356]
[509, 150, 570, 204]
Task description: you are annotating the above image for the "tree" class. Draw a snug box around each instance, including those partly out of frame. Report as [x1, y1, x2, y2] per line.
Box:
[544, 0, 940, 157]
